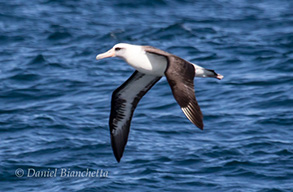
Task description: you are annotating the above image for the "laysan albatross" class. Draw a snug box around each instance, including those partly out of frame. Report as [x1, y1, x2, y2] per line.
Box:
[96, 43, 223, 162]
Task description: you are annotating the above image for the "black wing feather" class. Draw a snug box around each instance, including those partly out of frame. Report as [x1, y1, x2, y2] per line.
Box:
[144, 47, 204, 129]
[109, 71, 161, 162]
[165, 56, 204, 129]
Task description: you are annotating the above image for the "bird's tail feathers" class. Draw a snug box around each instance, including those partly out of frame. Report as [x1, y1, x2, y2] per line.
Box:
[192, 64, 223, 80]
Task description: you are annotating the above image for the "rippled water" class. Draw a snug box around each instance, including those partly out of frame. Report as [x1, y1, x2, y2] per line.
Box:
[1, 0, 293, 191]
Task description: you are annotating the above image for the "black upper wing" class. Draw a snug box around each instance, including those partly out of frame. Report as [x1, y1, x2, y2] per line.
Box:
[165, 56, 203, 129]
[110, 71, 161, 162]
[144, 46, 203, 129]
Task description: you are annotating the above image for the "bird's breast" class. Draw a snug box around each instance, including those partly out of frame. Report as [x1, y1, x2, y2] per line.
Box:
[124, 52, 167, 76]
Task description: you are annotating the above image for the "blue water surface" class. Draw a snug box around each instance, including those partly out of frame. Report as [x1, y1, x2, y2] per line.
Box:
[0, 0, 293, 191]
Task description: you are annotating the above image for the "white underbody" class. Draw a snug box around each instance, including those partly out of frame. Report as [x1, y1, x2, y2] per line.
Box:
[119, 46, 168, 76]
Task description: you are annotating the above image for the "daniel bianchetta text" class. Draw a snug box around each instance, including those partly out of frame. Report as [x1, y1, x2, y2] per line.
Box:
[22, 168, 108, 178]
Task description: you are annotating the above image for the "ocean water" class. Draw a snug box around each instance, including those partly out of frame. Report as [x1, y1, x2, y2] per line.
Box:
[0, 0, 293, 191]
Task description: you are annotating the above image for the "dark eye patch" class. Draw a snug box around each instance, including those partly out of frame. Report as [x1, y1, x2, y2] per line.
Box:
[115, 47, 122, 51]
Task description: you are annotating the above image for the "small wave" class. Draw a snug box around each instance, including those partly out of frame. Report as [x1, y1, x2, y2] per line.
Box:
[114, 0, 167, 8]
[29, 54, 46, 65]
[144, 23, 196, 40]
[0, 34, 25, 44]
[10, 72, 41, 81]
[47, 62, 69, 69]
[47, 31, 72, 41]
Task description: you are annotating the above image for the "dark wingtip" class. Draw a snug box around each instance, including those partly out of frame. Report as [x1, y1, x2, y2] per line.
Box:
[111, 142, 123, 163]
[196, 123, 204, 130]
[113, 151, 122, 163]
[114, 153, 121, 163]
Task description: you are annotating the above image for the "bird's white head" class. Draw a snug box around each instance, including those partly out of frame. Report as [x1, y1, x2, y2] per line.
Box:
[96, 43, 140, 60]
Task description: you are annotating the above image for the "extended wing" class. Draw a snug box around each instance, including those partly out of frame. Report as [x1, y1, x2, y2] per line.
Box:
[165, 56, 203, 129]
[144, 46, 203, 129]
[110, 71, 161, 162]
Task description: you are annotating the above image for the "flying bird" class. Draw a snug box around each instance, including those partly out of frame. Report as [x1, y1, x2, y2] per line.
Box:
[96, 43, 223, 162]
